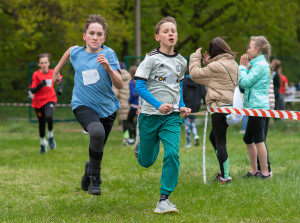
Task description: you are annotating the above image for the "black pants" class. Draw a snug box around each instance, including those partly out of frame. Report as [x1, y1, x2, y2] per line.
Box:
[126, 108, 137, 139]
[35, 102, 55, 138]
[243, 116, 266, 144]
[209, 113, 229, 178]
[73, 105, 116, 175]
[257, 117, 271, 172]
[244, 116, 271, 172]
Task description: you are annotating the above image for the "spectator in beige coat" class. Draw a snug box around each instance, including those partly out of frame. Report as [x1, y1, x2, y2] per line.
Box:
[112, 62, 131, 144]
[189, 37, 238, 184]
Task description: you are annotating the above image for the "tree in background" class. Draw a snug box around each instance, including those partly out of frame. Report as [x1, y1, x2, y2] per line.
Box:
[0, 0, 299, 102]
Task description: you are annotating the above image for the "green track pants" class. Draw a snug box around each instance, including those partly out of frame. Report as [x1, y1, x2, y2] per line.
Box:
[137, 112, 183, 195]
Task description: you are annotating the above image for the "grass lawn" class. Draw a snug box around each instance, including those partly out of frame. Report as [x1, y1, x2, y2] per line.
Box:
[0, 117, 299, 222]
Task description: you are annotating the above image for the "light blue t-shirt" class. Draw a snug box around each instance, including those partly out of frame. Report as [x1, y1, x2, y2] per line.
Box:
[70, 45, 121, 118]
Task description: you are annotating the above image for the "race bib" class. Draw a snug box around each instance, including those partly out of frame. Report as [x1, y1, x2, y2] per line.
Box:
[45, 79, 52, 87]
[82, 69, 100, 85]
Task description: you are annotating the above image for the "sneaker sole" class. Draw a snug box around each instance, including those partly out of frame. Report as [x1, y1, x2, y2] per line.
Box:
[218, 180, 231, 185]
[154, 208, 179, 214]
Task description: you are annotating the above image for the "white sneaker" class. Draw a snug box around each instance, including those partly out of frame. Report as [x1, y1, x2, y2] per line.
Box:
[184, 143, 192, 148]
[127, 138, 134, 145]
[154, 199, 179, 214]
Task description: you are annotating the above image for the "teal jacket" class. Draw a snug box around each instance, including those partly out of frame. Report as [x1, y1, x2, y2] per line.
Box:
[239, 55, 270, 109]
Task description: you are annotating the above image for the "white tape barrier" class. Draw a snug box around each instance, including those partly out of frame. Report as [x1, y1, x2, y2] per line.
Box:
[0, 103, 71, 107]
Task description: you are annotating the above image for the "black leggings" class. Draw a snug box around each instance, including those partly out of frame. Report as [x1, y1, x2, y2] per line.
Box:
[243, 116, 266, 144]
[126, 108, 137, 139]
[209, 113, 229, 178]
[244, 116, 271, 172]
[35, 102, 55, 138]
[73, 105, 116, 175]
[257, 117, 271, 172]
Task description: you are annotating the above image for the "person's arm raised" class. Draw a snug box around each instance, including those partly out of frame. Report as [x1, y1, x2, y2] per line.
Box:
[52, 47, 74, 84]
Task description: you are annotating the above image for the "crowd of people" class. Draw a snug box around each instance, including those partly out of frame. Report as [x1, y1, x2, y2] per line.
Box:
[28, 13, 296, 214]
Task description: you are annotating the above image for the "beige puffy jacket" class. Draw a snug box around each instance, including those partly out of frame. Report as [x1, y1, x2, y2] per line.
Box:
[112, 69, 131, 121]
[189, 52, 239, 107]
[269, 79, 275, 110]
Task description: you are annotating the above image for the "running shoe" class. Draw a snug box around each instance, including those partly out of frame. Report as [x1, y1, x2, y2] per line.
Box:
[242, 171, 260, 178]
[88, 175, 101, 195]
[258, 172, 272, 180]
[215, 175, 232, 184]
[127, 138, 135, 145]
[40, 141, 48, 154]
[48, 137, 56, 150]
[154, 199, 179, 214]
[184, 143, 192, 148]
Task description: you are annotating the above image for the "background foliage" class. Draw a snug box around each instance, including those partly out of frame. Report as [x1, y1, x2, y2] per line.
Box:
[1, 0, 300, 102]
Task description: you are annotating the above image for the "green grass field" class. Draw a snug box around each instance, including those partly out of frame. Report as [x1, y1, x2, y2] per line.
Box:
[0, 116, 299, 222]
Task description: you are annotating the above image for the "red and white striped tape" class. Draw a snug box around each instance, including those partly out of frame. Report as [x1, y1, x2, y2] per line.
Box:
[2, 102, 299, 120]
[208, 107, 300, 120]
[0, 103, 71, 108]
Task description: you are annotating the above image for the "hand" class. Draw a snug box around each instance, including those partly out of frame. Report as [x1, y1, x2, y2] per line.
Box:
[53, 76, 62, 84]
[196, 47, 202, 54]
[158, 104, 174, 114]
[97, 54, 110, 70]
[180, 107, 191, 117]
[28, 90, 33, 99]
[240, 54, 249, 66]
[203, 51, 210, 66]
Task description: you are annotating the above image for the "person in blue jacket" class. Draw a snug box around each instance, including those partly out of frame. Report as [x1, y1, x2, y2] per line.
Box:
[239, 36, 272, 179]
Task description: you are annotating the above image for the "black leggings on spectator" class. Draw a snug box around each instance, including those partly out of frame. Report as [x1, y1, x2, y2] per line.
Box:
[243, 116, 271, 172]
[127, 108, 137, 139]
[209, 113, 229, 178]
[258, 117, 271, 172]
